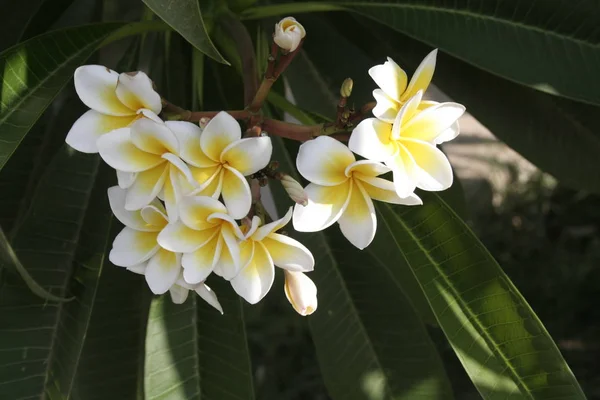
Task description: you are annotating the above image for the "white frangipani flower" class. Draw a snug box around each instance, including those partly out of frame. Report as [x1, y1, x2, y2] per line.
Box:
[273, 17, 306, 52]
[157, 195, 243, 284]
[231, 208, 314, 305]
[97, 116, 197, 220]
[284, 271, 317, 316]
[174, 111, 272, 219]
[66, 66, 162, 153]
[107, 186, 183, 296]
[293, 136, 421, 249]
[350, 91, 465, 199]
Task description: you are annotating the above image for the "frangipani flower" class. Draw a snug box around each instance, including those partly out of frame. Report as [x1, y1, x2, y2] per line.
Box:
[66, 66, 162, 153]
[157, 195, 243, 284]
[107, 186, 183, 296]
[284, 271, 317, 316]
[175, 111, 272, 219]
[273, 17, 306, 52]
[293, 136, 421, 249]
[231, 208, 314, 304]
[350, 91, 465, 198]
[97, 116, 196, 219]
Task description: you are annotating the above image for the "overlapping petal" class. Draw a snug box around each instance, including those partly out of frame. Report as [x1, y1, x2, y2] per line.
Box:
[221, 166, 252, 219]
[297, 136, 354, 186]
[386, 144, 420, 198]
[115, 71, 162, 114]
[221, 137, 272, 175]
[108, 186, 163, 231]
[371, 89, 400, 123]
[66, 110, 137, 153]
[130, 118, 178, 155]
[178, 195, 227, 231]
[337, 181, 377, 250]
[158, 221, 219, 253]
[109, 228, 159, 267]
[145, 249, 181, 294]
[401, 49, 437, 101]
[401, 138, 453, 191]
[200, 111, 241, 161]
[97, 128, 164, 172]
[230, 242, 274, 304]
[182, 234, 221, 284]
[400, 102, 465, 143]
[74, 65, 133, 116]
[357, 175, 423, 206]
[368, 57, 407, 102]
[262, 233, 314, 272]
[292, 181, 352, 232]
[348, 118, 397, 162]
[166, 121, 216, 167]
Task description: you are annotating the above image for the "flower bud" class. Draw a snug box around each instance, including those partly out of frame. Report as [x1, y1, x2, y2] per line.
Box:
[273, 17, 306, 53]
[280, 173, 308, 206]
[340, 78, 353, 98]
[199, 117, 211, 129]
[284, 271, 317, 316]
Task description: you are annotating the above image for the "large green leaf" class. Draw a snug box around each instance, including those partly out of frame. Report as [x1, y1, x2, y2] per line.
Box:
[144, 278, 255, 399]
[377, 193, 586, 399]
[0, 21, 165, 172]
[270, 137, 453, 399]
[142, 0, 228, 64]
[337, 16, 600, 194]
[244, 1, 600, 106]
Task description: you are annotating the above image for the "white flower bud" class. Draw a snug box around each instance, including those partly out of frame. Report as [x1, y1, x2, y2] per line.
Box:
[273, 17, 306, 53]
[280, 173, 308, 206]
[284, 271, 317, 316]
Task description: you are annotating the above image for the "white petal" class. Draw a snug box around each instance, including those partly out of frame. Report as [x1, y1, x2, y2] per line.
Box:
[221, 166, 252, 219]
[130, 117, 178, 155]
[66, 110, 136, 153]
[434, 121, 460, 145]
[200, 111, 241, 161]
[74, 65, 133, 116]
[158, 222, 219, 253]
[292, 181, 351, 232]
[125, 164, 168, 210]
[179, 195, 226, 231]
[371, 89, 400, 124]
[182, 234, 220, 284]
[127, 263, 147, 275]
[141, 205, 168, 227]
[212, 224, 241, 280]
[284, 271, 317, 316]
[401, 138, 454, 191]
[386, 144, 419, 198]
[401, 102, 465, 143]
[262, 233, 314, 272]
[145, 249, 181, 294]
[357, 175, 423, 206]
[117, 170, 137, 189]
[97, 127, 164, 172]
[230, 242, 274, 304]
[253, 207, 292, 241]
[338, 181, 376, 250]
[401, 49, 437, 101]
[345, 160, 390, 178]
[169, 285, 190, 304]
[109, 227, 159, 267]
[391, 91, 423, 140]
[116, 71, 162, 114]
[368, 57, 407, 102]
[166, 121, 217, 167]
[107, 186, 159, 231]
[221, 137, 272, 175]
[349, 118, 396, 162]
[195, 284, 223, 314]
[296, 136, 354, 186]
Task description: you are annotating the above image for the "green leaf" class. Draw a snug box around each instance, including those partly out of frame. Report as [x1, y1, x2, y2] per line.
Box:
[245, 1, 600, 106]
[142, 0, 228, 64]
[377, 193, 586, 399]
[270, 137, 453, 400]
[144, 278, 255, 400]
[0, 21, 166, 172]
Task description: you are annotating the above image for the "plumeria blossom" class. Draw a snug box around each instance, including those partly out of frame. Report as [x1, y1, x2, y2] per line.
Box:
[66, 66, 162, 153]
[349, 91, 465, 198]
[107, 186, 184, 296]
[97, 116, 197, 219]
[273, 17, 306, 52]
[158, 195, 244, 284]
[284, 271, 317, 316]
[293, 136, 422, 249]
[231, 208, 314, 304]
[174, 111, 272, 219]
[369, 49, 460, 145]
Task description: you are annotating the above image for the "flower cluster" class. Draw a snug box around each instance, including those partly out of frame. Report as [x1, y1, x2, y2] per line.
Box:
[66, 65, 315, 314]
[292, 50, 465, 248]
[65, 17, 464, 316]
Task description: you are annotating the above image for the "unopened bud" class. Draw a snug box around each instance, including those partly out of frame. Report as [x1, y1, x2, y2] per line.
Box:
[340, 78, 353, 98]
[273, 17, 306, 53]
[280, 173, 308, 206]
[199, 117, 211, 129]
[284, 271, 317, 316]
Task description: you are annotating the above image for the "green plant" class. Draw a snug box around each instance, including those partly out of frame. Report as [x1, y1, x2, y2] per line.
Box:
[1, 1, 597, 399]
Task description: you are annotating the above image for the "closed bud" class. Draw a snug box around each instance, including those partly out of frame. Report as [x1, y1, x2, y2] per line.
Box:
[280, 173, 308, 206]
[340, 78, 353, 98]
[284, 271, 317, 316]
[199, 117, 211, 129]
[273, 17, 306, 53]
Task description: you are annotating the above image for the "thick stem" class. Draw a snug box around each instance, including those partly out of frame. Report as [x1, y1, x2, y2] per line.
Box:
[161, 101, 250, 121]
[349, 101, 376, 123]
[220, 14, 258, 106]
[261, 118, 352, 141]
